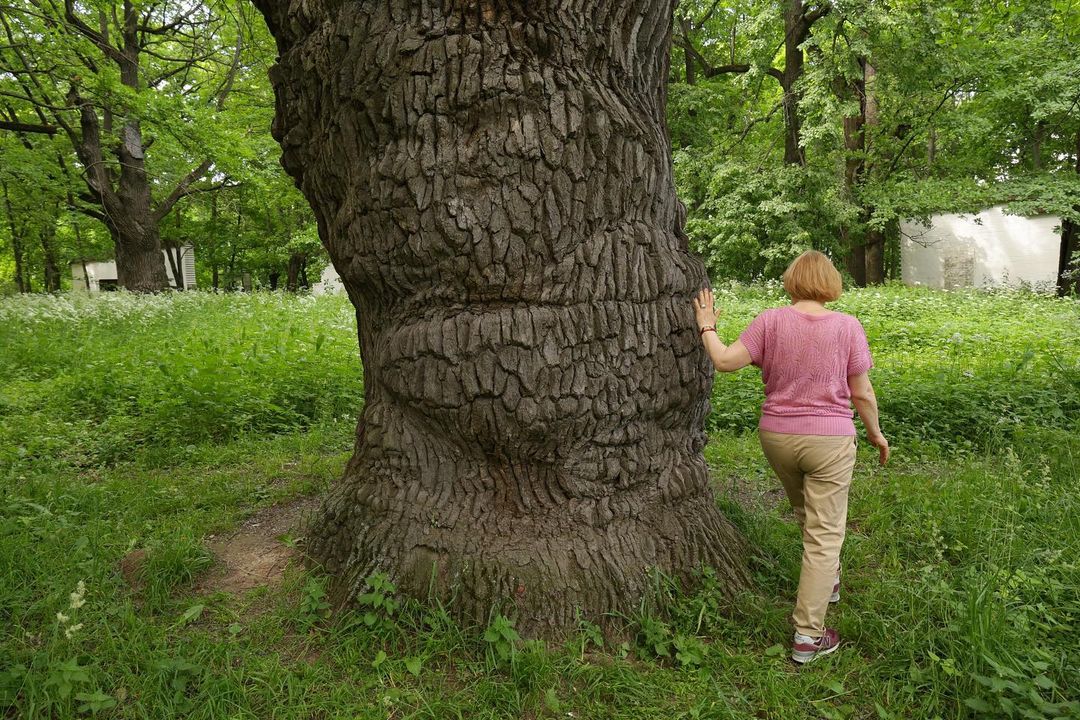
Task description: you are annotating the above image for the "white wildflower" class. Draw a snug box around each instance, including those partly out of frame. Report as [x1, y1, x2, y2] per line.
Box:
[64, 623, 83, 639]
[56, 612, 69, 623]
[69, 580, 87, 610]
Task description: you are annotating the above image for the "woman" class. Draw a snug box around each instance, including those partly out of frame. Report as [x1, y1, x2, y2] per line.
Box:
[692, 250, 889, 664]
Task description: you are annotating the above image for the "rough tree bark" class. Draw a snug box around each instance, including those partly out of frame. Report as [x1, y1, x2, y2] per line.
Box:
[255, 0, 749, 633]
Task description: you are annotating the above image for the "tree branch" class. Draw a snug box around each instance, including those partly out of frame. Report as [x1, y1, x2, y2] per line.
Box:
[59, 0, 126, 65]
[883, 82, 964, 179]
[153, 158, 213, 221]
[803, 2, 833, 27]
[702, 62, 752, 77]
[214, 30, 244, 110]
[0, 119, 57, 134]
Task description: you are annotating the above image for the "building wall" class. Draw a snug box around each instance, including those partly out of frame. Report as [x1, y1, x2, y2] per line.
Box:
[71, 246, 195, 292]
[311, 263, 345, 295]
[900, 207, 1060, 291]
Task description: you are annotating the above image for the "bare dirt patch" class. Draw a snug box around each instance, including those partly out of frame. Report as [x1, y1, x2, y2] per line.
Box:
[197, 495, 321, 595]
[714, 474, 787, 514]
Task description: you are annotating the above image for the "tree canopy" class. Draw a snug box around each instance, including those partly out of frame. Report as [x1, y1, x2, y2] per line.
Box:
[1, 0, 1078, 292]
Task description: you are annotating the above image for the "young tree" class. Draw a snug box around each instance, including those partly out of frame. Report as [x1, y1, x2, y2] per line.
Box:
[254, 0, 749, 631]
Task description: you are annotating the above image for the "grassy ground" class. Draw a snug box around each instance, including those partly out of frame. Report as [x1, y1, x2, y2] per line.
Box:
[1, 286, 1078, 719]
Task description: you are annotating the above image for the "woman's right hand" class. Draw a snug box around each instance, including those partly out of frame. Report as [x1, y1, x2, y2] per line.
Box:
[867, 431, 890, 465]
[693, 288, 718, 330]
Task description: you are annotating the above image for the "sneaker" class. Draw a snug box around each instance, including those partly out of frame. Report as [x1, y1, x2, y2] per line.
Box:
[791, 628, 841, 664]
[829, 574, 840, 604]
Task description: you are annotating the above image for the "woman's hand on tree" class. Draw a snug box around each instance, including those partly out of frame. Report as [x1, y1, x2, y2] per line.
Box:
[693, 288, 718, 330]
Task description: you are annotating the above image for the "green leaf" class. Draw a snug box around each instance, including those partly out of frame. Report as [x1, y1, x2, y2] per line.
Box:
[544, 688, 561, 712]
[75, 690, 117, 714]
[404, 657, 422, 676]
[178, 603, 205, 625]
[1033, 674, 1055, 690]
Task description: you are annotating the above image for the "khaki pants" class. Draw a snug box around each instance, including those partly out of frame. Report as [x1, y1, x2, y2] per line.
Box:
[759, 430, 857, 638]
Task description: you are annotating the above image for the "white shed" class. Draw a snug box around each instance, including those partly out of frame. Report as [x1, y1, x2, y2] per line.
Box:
[900, 207, 1060, 291]
[311, 263, 345, 295]
[71, 245, 196, 292]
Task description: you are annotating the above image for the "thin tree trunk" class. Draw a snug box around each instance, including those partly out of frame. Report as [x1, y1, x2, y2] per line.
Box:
[40, 209, 61, 292]
[840, 62, 867, 286]
[862, 61, 885, 285]
[1058, 129, 1080, 297]
[782, 0, 806, 166]
[211, 194, 220, 291]
[864, 227, 885, 285]
[255, 0, 749, 634]
[285, 251, 305, 292]
[1, 180, 28, 293]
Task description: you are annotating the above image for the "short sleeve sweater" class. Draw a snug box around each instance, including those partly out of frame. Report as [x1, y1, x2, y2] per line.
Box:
[738, 305, 873, 436]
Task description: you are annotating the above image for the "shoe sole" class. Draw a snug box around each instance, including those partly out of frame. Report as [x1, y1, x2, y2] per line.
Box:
[829, 592, 840, 603]
[791, 639, 841, 665]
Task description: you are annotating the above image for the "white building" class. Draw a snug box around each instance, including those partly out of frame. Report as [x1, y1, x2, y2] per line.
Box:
[900, 207, 1060, 291]
[71, 246, 196, 292]
[311, 263, 345, 295]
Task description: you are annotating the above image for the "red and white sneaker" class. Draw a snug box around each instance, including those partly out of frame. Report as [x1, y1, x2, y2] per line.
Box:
[829, 574, 841, 604]
[791, 628, 841, 664]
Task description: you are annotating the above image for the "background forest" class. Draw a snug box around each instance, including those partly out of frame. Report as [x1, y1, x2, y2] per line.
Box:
[1, 0, 1078, 292]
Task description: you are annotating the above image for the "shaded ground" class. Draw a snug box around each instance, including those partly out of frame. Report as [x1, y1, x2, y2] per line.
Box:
[197, 496, 321, 595]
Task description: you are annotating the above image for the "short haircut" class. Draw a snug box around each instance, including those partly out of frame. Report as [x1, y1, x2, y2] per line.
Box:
[782, 250, 843, 303]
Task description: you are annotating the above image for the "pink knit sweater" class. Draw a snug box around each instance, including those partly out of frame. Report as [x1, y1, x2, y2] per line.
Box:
[738, 306, 873, 436]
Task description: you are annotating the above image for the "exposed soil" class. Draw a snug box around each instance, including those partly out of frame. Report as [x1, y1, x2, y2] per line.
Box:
[196, 495, 321, 595]
[714, 473, 787, 515]
[119, 548, 148, 590]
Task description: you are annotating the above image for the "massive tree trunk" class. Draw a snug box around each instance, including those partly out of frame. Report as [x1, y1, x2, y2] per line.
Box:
[255, 0, 749, 633]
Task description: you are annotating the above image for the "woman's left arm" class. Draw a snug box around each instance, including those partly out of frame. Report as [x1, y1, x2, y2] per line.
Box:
[693, 288, 753, 373]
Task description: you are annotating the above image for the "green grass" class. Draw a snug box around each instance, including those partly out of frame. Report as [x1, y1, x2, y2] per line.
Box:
[1, 286, 1078, 719]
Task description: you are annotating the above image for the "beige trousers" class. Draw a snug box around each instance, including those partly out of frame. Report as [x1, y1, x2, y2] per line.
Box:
[758, 430, 857, 638]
